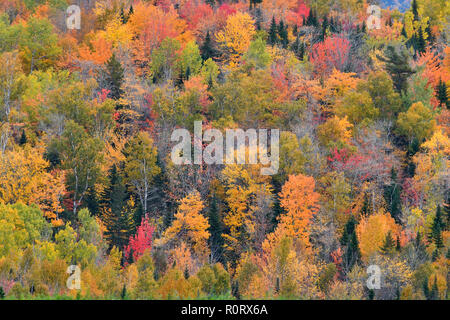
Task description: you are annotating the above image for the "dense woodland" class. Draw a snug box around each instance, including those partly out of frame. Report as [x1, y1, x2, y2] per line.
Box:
[0, 0, 448, 300]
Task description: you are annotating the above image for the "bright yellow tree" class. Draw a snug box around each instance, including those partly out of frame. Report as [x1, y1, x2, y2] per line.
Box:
[215, 12, 256, 68]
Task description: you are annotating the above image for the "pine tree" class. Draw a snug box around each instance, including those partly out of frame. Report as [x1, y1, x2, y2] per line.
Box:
[128, 5, 134, 18]
[384, 168, 402, 224]
[416, 27, 426, 55]
[361, 194, 372, 216]
[396, 236, 401, 251]
[101, 165, 135, 251]
[436, 79, 449, 108]
[292, 24, 298, 37]
[425, 21, 435, 46]
[429, 205, 444, 250]
[321, 16, 328, 41]
[0, 286, 4, 299]
[120, 7, 127, 24]
[378, 46, 415, 93]
[380, 231, 396, 255]
[104, 53, 124, 101]
[422, 278, 430, 299]
[19, 129, 27, 145]
[429, 276, 439, 300]
[184, 266, 190, 279]
[268, 16, 278, 46]
[341, 216, 361, 271]
[278, 20, 288, 48]
[208, 195, 224, 261]
[201, 31, 216, 61]
[411, 0, 419, 21]
[121, 285, 127, 299]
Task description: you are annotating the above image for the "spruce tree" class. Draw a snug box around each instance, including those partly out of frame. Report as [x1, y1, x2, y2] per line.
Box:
[380, 231, 396, 255]
[378, 46, 415, 93]
[208, 195, 224, 261]
[411, 0, 419, 21]
[101, 165, 135, 251]
[341, 216, 361, 272]
[19, 129, 27, 145]
[429, 205, 444, 250]
[384, 168, 402, 224]
[278, 20, 288, 48]
[104, 53, 124, 101]
[268, 16, 278, 46]
[128, 5, 134, 18]
[436, 79, 449, 108]
[201, 31, 215, 61]
[321, 16, 328, 41]
[416, 27, 426, 55]
[429, 276, 439, 300]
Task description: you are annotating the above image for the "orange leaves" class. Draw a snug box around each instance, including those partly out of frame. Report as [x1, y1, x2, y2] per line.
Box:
[277, 174, 320, 246]
[78, 37, 112, 65]
[128, 3, 193, 73]
[263, 174, 319, 254]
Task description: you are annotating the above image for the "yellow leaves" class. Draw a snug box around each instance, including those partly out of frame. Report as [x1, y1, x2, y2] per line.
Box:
[161, 191, 210, 259]
[221, 160, 272, 256]
[0, 146, 65, 226]
[421, 129, 450, 156]
[317, 115, 353, 148]
[215, 12, 256, 68]
[356, 210, 401, 261]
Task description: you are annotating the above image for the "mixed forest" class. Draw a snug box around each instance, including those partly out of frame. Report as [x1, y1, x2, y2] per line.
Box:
[0, 0, 448, 300]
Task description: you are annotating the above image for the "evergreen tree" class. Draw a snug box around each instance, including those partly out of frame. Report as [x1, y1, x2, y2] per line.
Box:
[396, 236, 401, 251]
[378, 46, 415, 93]
[321, 16, 328, 41]
[101, 165, 135, 251]
[292, 24, 298, 37]
[429, 276, 439, 300]
[361, 194, 372, 216]
[341, 216, 361, 272]
[380, 231, 396, 255]
[128, 5, 134, 18]
[208, 195, 224, 262]
[19, 129, 27, 145]
[416, 27, 426, 55]
[268, 16, 278, 46]
[201, 31, 216, 61]
[184, 266, 190, 279]
[436, 79, 449, 108]
[205, 0, 215, 7]
[104, 53, 124, 101]
[429, 205, 444, 250]
[425, 21, 435, 46]
[306, 10, 318, 27]
[85, 186, 100, 216]
[120, 7, 126, 24]
[422, 278, 429, 299]
[121, 285, 127, 299]
[411, 0, 419, 21]
[0, 286, 4, 299]
[384, 168, 402, 224]
[278, 20, 288, 48]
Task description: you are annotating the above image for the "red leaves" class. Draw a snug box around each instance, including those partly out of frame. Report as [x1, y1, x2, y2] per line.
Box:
[310, 36, 350, 78]
[286, 0, 310, 26]
[124, 215, 156, 263]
